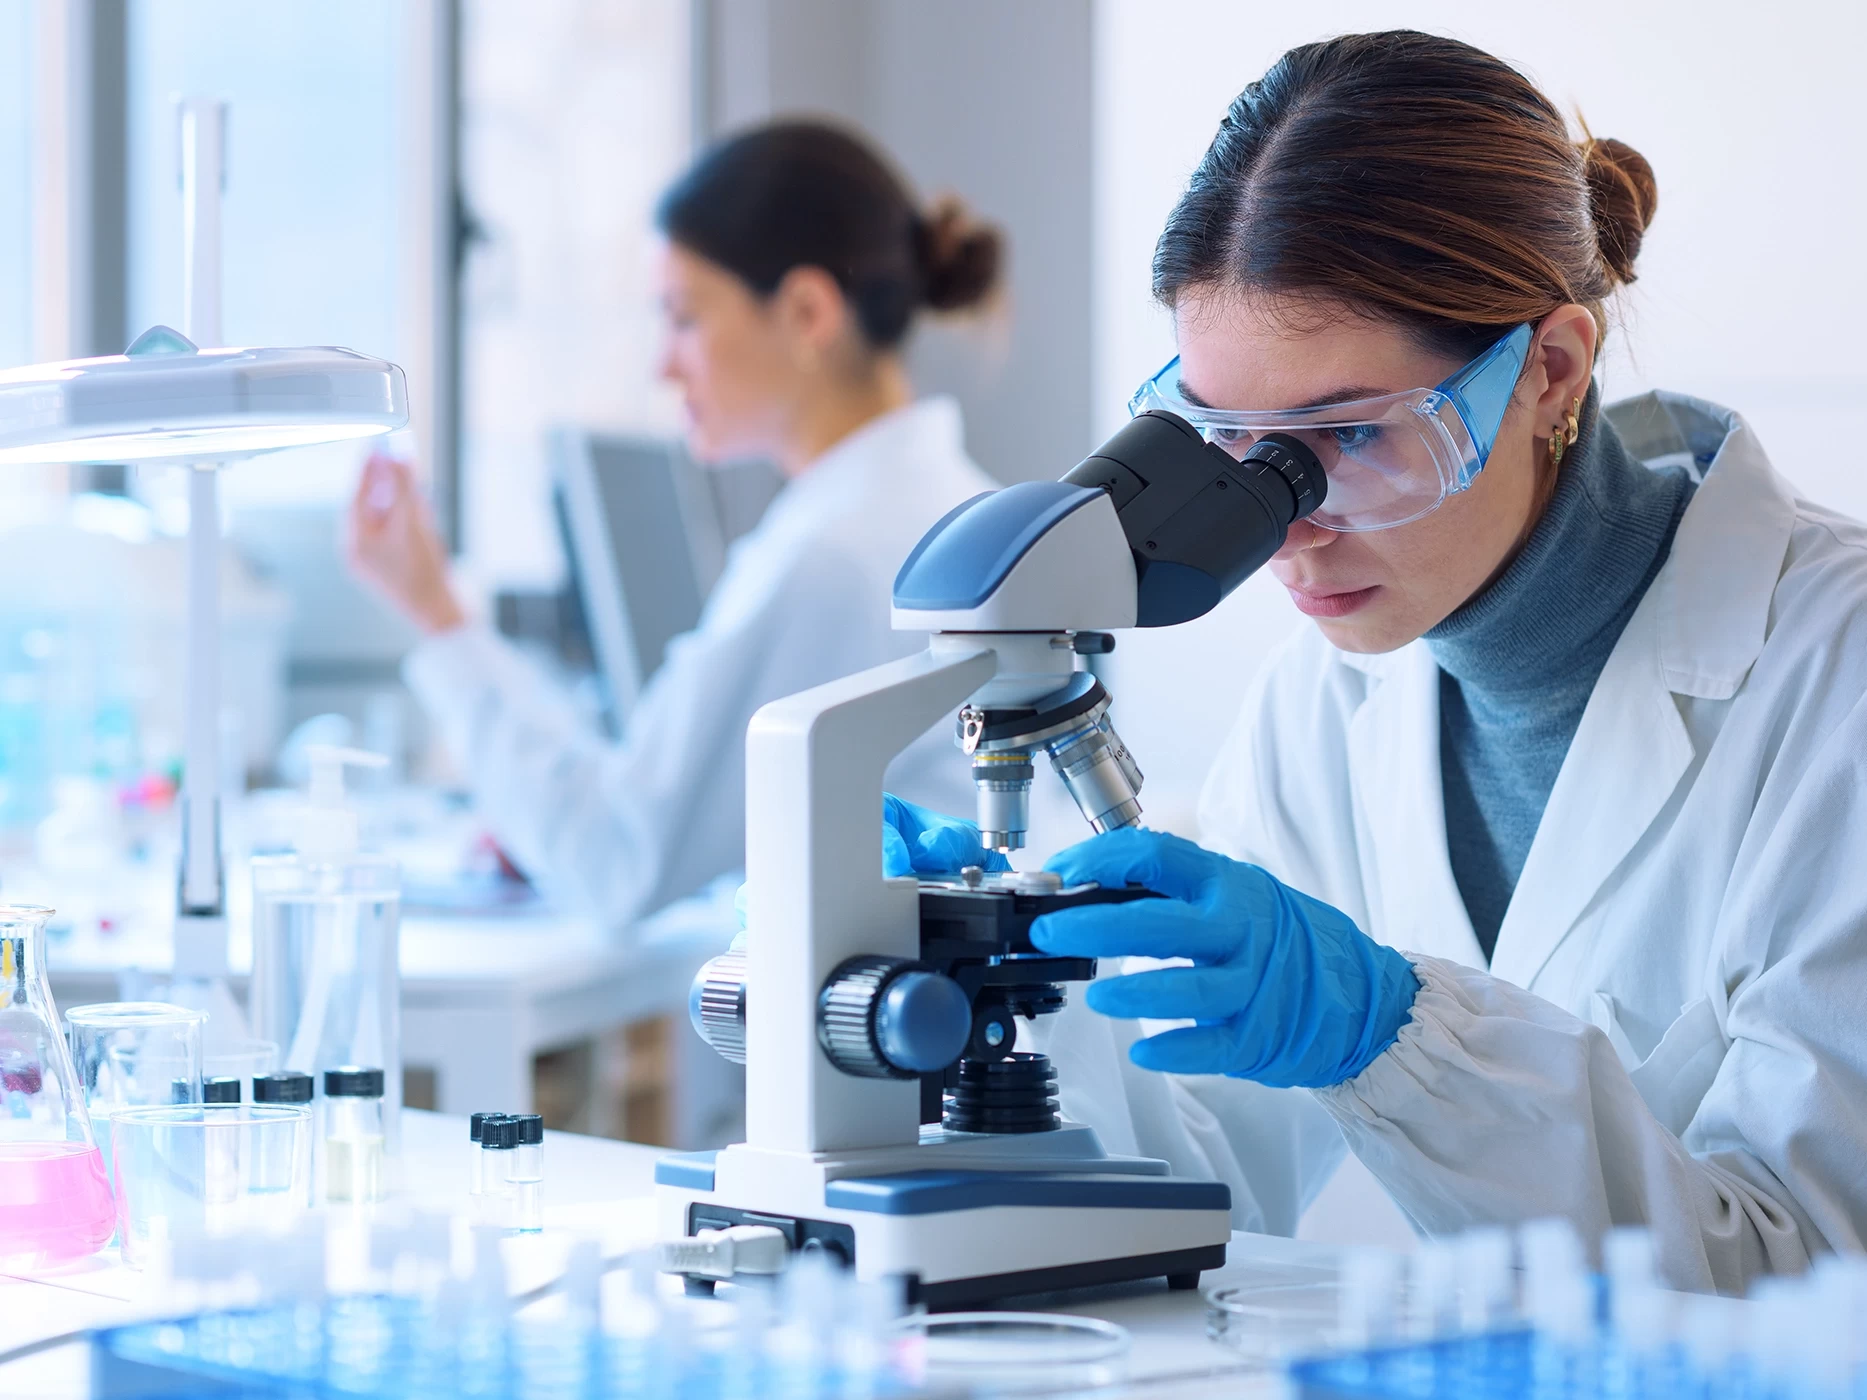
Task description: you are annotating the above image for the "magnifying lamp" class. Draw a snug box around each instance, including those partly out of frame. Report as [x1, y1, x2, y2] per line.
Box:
[0, 99, 409, 1034]
[0, 327, 407, 467]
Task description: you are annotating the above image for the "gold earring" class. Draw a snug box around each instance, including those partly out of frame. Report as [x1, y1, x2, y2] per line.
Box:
[1547, 395, 1582, 468]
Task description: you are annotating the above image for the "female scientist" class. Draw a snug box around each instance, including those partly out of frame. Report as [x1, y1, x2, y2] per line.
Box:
[893, 31, 1867, 1293]
[350, 121, 1002, 925]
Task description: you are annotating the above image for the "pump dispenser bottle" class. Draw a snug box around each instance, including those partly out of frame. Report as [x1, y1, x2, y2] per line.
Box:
[250, 747, 402, 1173]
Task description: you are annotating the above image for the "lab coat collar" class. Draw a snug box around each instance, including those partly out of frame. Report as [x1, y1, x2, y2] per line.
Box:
[1607, 391, 1798, 699]
[1332, 390, 1797, 987]
[762, 395, 969, 528]
[1491, 392, 1794, 986]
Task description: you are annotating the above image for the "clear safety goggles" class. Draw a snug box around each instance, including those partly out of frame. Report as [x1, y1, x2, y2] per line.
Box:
[1128, 323, 1533, 532]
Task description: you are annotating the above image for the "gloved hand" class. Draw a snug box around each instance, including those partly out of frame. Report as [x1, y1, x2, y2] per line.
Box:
[1028, 828, 1419, 1089]
[735, 796, 1009, 944]
[882, 793, 1012, 879]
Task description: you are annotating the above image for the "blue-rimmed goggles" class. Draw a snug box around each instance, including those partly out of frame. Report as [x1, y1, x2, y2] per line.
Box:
[1128, 323, 1533, 532]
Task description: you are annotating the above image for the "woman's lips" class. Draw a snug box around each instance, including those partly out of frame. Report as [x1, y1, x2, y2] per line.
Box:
[1285, 583, 1381, 618]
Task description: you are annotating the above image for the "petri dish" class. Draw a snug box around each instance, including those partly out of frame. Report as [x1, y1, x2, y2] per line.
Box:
[1205, 1282, 1342, 1362]
[896, 1311, 1130, 1388]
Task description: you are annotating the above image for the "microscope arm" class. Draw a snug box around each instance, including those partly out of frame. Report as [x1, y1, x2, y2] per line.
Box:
[744, 642, 998, 1156]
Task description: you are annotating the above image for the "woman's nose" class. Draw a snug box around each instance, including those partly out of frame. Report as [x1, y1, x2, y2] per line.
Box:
[1272, 518, 1337, 559]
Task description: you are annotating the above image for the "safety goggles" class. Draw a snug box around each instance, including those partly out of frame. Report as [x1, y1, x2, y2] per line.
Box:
[1128, 323, 1533, 532]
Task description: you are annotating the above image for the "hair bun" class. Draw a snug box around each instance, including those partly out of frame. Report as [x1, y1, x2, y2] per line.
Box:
[1581, 136, 1658, 287]
[917, 196, 1004, 312]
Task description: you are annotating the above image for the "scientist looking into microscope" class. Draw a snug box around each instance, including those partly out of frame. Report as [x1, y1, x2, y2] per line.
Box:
[348, 120, 1002, 927]
[887, 31, 1867, 1294]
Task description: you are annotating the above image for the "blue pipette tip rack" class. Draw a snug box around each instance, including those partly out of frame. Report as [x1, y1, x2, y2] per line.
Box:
[90, 1294, 928, 1400]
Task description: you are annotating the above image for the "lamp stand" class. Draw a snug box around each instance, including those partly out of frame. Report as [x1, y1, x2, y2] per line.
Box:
[165, 98, 242, 1039]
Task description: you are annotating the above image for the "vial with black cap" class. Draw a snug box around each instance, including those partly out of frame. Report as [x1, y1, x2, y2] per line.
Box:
[201, 1076, 244, 1207]
[323, 1066, 385, 1204]
[477, 1114, 519, 1228]
[469, 1112, 508, 1199]
[250, 1071, 313, 1199]
[510, 1114, 544, 1233]
[252, 1071, 313, 1106]
[476, 1113, 544, 1232]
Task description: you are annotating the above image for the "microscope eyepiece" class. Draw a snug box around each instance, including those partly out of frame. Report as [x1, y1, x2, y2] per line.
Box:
[1063, 410, 1327, 627]
[1239, 431, 1328, 523]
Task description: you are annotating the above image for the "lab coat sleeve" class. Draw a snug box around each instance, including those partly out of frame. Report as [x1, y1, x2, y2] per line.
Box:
[1313, 956, 1808, 1293]
[405, 546, 887, 932]
[1315, 688, 1867, 1293]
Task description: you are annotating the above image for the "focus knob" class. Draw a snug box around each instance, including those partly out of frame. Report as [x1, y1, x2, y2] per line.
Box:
[689, 950, 749, 1064]
[818, 956, 972, 1079]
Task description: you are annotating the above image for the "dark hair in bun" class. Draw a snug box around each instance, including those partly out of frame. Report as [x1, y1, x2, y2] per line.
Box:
[1581, 136, 1659, 288]
[1154, 30, 1659, 363]
[657, 119, 1003, 350]
[916, 196, 1004, 313]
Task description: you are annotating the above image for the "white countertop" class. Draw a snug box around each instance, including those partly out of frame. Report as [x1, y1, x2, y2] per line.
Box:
[0, 1110, 1355, 1398]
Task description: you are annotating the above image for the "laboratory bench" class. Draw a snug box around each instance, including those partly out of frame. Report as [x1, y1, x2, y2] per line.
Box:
[15, 787, 735, 1134]
[41, 879, 736, 1138]
[0, 1107, 1355, 1398]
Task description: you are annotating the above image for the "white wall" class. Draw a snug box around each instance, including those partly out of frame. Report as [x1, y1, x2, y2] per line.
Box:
[1095, 0, 1867, 826]
[704, 0, 1098, 488]
[457, 0, 693, 592]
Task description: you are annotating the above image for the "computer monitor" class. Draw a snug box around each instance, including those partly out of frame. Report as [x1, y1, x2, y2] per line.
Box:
[550, 432, 782, 733]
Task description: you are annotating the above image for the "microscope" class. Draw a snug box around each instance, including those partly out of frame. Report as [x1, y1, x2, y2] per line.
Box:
[658, 409, 1326, 1306]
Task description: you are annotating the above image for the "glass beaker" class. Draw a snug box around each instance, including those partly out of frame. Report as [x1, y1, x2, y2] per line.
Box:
[250, 854, 401, 1163]
[66, 1002, 205, 1178]
[109, 1104, 313, 1270]
[0, 905, 116, 1271]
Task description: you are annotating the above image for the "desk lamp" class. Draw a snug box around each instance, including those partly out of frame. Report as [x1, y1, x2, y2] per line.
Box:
[0, 100, 408, 1028]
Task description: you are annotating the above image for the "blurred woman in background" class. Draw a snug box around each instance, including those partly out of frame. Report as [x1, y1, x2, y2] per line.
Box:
[348, 120, 1003, 928]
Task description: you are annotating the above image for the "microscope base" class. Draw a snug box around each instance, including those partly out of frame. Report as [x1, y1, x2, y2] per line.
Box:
[657, 1146, 1232, 1307]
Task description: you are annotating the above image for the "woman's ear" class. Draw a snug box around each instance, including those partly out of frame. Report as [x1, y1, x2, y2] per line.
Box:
[769, 265, 854, 368]
[1529, 304, 1599, 432]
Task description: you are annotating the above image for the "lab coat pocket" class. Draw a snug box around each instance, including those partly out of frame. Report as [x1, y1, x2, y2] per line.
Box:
[1614, 996, 1729, 1139]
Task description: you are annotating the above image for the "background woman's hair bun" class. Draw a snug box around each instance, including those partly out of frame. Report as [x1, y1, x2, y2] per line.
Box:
[917, 195, 1004, 312]
[1581, 136, 1658, 287]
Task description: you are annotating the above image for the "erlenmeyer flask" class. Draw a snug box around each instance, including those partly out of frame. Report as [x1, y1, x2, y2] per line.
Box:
[0, 905, 114, 1270]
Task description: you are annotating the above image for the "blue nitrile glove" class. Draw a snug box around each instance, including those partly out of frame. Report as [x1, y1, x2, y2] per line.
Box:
[882, 793, 1012, 878]
[731, 797, 1010, 948]
[1028, 828, 1419, 1088]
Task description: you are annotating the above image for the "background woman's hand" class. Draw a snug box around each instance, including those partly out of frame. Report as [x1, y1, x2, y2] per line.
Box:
[345, 451, 467, 635]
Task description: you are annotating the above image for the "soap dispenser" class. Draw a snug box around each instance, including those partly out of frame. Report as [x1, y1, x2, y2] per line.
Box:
[250, 747, 402, 1169]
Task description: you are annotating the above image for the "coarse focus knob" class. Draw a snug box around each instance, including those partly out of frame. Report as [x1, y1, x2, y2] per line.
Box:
[818, 956, 972, 1079]
[689, 950, 748, 1064]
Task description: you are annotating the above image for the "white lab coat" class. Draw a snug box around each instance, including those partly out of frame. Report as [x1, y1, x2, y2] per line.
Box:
[1036, 392, 1867, 1294]
[406, 397, 996, 930]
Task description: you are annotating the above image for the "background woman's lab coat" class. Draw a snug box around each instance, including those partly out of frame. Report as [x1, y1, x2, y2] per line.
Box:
[405, 397, 994, 929]
[1038, 392, 1867, 1294]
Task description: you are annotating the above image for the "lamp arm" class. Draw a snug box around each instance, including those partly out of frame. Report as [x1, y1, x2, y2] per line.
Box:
[178, 97, 227, 928]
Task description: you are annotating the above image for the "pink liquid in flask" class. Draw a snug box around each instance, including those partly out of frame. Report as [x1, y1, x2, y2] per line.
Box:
[0, 1141, 115, 1271]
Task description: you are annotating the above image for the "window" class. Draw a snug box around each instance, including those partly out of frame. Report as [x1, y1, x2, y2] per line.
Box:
[0, 2, 33, 370]
[124, 0, 416, 508]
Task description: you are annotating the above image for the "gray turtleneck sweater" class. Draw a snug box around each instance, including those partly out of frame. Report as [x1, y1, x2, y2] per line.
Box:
[1425, 388, 1696, 962]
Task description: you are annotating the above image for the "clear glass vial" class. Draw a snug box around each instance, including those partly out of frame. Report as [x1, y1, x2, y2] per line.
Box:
[322, 1066, 385, 1204]
[477, 1115, 518, 1228]
[468, 1111, 503, 1198]
[200, 1076, 243, 1205]
[509, 1114, 544, 1233]
[249, 1072, 313, 1197]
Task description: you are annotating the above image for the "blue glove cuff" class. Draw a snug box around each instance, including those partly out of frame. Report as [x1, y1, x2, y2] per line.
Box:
[1338, 944, 1421, 1083]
